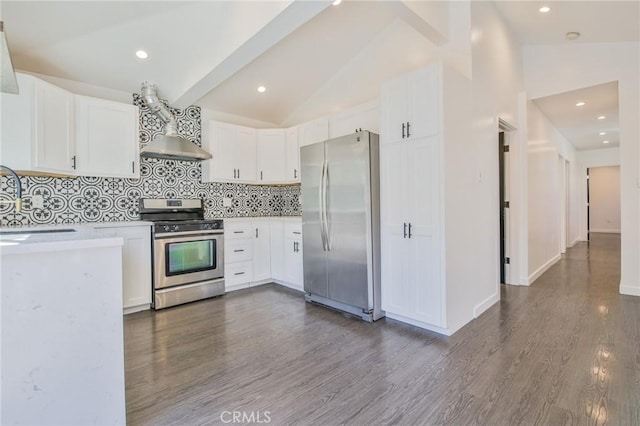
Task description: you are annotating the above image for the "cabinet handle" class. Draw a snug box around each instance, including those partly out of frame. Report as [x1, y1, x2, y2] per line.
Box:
[233, 249, 244, 253]
[402, 123, 405, 139]
[260, 171, 263, 180]
[294, 169, 297, 179]
[233, 231, 244, 234]
[408, 223, 412, 239]
[132, 161, 135, 174]
[234, 272, 245, 276]
[293, 231, 301, 235]
[71, 155, 77, 170]
[256, 228, 258, 238]
[403, 222, 407, 238]
[406, 122, 411, 138]
[238, 169, 240, 179]
[293, 241, 298, 252]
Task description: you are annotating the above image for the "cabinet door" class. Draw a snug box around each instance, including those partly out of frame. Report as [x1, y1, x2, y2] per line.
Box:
[98, 226, 151, 310]
[234, 126, 256, 182]
[380, 142, 410, 314]
[207, 121, 236, 182]
[380, 74, 407, 145]
[285, 127, 300, 182]
[284, 237, 303, 290]
[34, 79, 75, 173]
[405, 136, 442, 326]
[257, 129, 285, 183]
[252, 221, 271, 282]
[329, 102, 379, 138]
[270, 221, 285, 281]
[407, 66, 439, 139]
[299, 118, 329, 147]
[75, 96, 139, 178]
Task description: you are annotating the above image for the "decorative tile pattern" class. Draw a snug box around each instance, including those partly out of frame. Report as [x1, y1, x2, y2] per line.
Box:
[0, 95, 300, 226]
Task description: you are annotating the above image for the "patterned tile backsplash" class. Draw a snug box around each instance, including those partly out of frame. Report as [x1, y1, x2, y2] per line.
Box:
[0, 94, 300, 226]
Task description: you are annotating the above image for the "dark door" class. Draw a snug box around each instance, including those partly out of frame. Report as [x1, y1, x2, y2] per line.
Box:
[499, 132, 507, 284]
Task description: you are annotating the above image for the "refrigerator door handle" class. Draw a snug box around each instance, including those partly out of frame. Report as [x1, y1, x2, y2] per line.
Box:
[319, 159, 328, 251]
[322, 160, 330, 251]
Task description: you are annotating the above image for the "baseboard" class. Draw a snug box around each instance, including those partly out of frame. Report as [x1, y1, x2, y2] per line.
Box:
[528, 254, 561, 284]
[620, 284, 640, 296]
[590, 229, 621, 234]
[384, 312, 452, 336]
[273, 279, 303, 292]
[123, 304, 150, 315]
[568, 238, 580, 248]
[473, 292, 500, 318]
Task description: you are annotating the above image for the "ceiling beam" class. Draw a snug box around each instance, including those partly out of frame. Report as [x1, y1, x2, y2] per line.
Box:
[385, 1, 449, 46]
[173, 0, 331, 109]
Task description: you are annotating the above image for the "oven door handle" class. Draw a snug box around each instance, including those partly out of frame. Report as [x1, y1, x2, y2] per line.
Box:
[154, 230, 223, 238]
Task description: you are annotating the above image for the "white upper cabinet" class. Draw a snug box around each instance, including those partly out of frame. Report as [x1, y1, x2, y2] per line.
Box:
[1, 73, 139, 178]
[329, 101, 379, 139]
[285, 127, 300, 183]
[380, 66, 438, 145]
[74, 95, 140, 178]
[203, 121, 256, 183]
[257, 129, 286, 183]
[1, 73, 75, 175]
[298, 118, 329, 147]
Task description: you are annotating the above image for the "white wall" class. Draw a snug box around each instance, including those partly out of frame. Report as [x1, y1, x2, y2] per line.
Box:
[440, 1, 524, 332]
[576, 148, 620, 240]
[589, 166, 621, 233]
[526, 101, 579, 283]
[523, 42, 639, 296]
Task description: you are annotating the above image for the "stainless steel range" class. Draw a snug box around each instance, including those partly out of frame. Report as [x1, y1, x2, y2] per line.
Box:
[140, 198, 224, 309]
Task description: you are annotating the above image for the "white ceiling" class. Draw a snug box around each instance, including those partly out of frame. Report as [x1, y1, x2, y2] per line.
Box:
[2, 1, 638, 143]
[532, 82, 619, 151]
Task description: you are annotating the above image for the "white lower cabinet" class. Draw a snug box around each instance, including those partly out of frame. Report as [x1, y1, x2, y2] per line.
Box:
[93, 224, 152, 313]
[282, 221, 303, 291]
[253, 221, 271, 282]
[224, 218, 303, 293]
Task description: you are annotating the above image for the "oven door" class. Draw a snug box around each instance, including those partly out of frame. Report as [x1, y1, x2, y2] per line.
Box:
[154, 232, 224, 290]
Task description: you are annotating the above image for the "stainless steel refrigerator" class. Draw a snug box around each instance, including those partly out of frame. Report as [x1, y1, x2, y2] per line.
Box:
[300, 131, 383, 322]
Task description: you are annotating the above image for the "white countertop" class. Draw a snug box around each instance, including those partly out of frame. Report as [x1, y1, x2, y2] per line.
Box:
[0, 226, 124, 255]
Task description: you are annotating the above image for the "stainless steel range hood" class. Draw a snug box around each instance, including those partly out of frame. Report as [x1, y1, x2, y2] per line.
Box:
[1, 21, 19, 94]
[139, 82, 212, 161]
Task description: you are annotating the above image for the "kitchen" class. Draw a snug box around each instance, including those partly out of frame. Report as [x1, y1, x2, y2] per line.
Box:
[2, 1, 639, 425]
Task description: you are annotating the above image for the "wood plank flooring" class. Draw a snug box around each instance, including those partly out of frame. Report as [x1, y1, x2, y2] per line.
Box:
[124, 233, 640, 425]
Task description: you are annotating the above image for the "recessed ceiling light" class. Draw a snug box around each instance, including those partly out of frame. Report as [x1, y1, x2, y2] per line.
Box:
[257, 86, 266, 93]
[136, 50, 148, 59]
[566, 32, 581, 41]
[599, 132, 607, 136]
[575, 102, 586, 107]
[597, 115, 606, 120]
[603, 140, 610, 144]
[539, 6, 551, 13]
[332, 0, 342, 5]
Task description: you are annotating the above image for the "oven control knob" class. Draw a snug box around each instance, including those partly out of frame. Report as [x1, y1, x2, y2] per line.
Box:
[172, 225, 179, 232]
[203, 223, 211, 230]
[163, 225, 171, 232]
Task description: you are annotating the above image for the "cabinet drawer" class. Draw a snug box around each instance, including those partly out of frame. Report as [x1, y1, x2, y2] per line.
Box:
[225, 239, 252, 263]
[225, 221, 253, 239]
[225, 261, 253, 287]
[284, 222, 302, 239]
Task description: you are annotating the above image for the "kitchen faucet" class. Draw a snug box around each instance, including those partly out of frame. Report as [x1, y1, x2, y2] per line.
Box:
[0, 164, 23, 212]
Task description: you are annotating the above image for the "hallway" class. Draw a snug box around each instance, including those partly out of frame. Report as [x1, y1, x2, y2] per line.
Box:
[124, 233, 639, 425]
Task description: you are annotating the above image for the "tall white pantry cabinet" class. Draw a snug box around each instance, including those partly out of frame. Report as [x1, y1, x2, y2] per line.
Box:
[379, 61, 471, 336]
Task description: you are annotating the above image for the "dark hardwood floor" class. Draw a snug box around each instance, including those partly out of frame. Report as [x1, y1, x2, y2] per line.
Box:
[124, 233, 639, 425]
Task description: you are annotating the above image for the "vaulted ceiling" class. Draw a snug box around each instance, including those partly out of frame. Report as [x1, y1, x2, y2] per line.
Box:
[2, 1, 639, 147]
